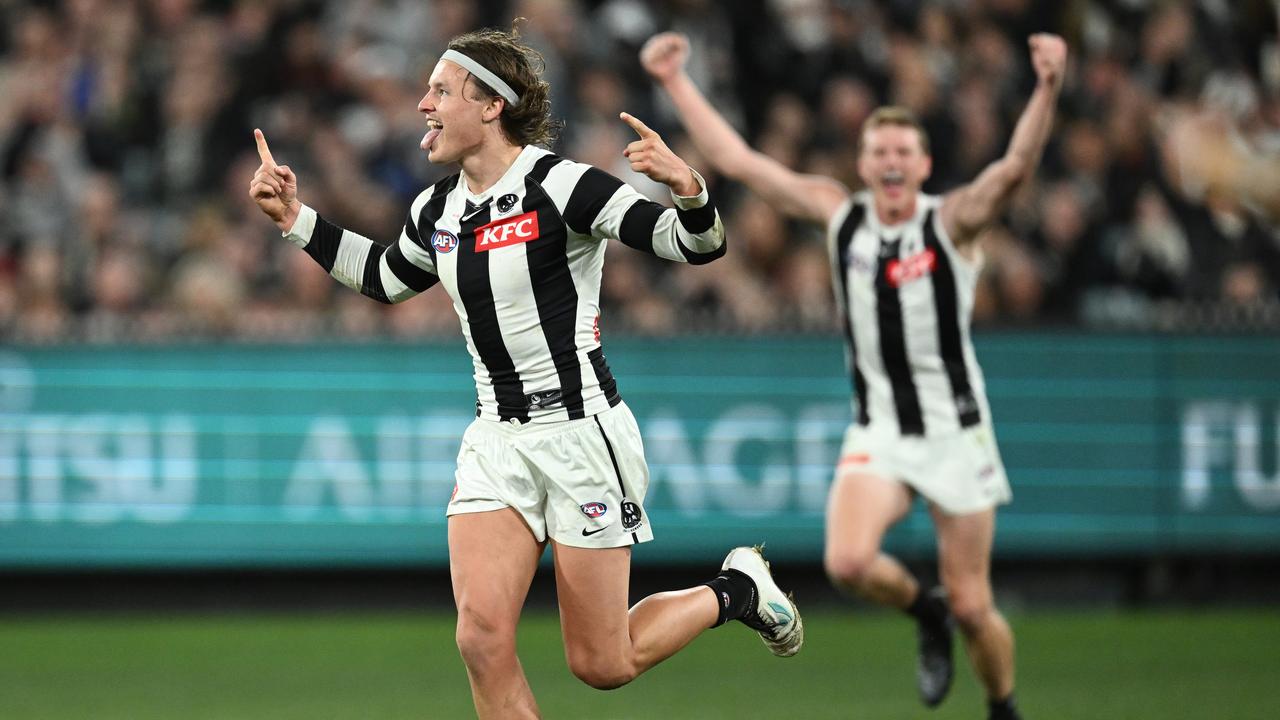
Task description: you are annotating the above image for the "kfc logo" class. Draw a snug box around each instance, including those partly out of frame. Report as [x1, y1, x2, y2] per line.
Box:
[475, 211, 539, 251]
[885, 248, 936, 287]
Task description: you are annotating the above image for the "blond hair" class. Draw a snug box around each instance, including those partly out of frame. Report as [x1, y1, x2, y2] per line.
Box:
[860, 106, 930, 155]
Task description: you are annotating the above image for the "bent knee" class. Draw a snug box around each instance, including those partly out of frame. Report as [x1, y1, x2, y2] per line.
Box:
[948, 593, 996, 634]
[824, 548, 877, 588]
[566, 654, 637, 690]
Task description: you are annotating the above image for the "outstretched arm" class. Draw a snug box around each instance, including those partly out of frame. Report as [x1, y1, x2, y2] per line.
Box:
[641, 32, 848, 226]
[941, 34, 1068, 246]
[249, 130, 438, 304]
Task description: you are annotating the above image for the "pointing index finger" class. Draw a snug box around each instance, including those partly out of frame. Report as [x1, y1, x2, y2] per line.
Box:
[620, 112, 656, 139]
[254, 128, 276, 168]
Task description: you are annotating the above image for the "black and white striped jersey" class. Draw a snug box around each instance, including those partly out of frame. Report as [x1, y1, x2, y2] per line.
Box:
[827, 191, 989, 437]
[283, 145, 726, 423]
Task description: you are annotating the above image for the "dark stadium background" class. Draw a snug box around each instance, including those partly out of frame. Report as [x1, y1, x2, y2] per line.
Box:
[2, 1, 1278, 718]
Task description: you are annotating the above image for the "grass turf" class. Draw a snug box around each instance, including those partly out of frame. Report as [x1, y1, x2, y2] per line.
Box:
[2, 609, 1277, 719]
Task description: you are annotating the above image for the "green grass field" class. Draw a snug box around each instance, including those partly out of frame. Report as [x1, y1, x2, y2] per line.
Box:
[3, 609, 1277, 719]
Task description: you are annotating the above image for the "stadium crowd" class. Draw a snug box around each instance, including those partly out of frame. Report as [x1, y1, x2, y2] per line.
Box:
[1, 0, 1278, 341]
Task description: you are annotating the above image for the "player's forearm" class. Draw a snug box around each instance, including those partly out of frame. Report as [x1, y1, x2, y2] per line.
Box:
[1003, 80, 1060, 175]
[660, 72, 754, 177]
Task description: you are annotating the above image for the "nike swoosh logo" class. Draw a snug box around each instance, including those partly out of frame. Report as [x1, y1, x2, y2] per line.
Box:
[461, 199, 492, 222]
[581, 526, 610, 537]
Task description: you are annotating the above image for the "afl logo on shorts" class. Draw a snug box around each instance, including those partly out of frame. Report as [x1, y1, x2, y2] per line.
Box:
[622, 501, 642, 530]
[431, 229, 458, 253]
[580, 502, 607, 518]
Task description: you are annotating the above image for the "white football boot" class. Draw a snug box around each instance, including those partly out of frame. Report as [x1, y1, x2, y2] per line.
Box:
[721, 545, 804, 657]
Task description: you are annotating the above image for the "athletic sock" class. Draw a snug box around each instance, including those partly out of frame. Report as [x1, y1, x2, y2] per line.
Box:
[703, 569, 757, 627]
[988, 693, 1021, 720]
[904, 586, 943, 624]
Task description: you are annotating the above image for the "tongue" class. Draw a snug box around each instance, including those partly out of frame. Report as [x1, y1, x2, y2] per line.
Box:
[421, 128, 441, 150]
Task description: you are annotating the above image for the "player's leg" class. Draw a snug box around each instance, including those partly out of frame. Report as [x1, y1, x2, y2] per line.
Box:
[553, 540, 801, 691]
[931, 505, 1020, 720]
[823, 469, 917, 607]
[825, 459, 955, 708]
[449, 508, 544, 719]
[552, 542, 718, 689]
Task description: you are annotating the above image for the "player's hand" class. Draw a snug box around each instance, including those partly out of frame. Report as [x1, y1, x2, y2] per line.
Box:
[620, 111, 699, 196]
[1029, 33, 1067, 91]
[640, 32, 690, 84]
[248, 128, 300, 231]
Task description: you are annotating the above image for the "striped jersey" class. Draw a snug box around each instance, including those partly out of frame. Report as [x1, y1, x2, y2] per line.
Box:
[827, 191, 988, 437]
[283, 145, 725, 423]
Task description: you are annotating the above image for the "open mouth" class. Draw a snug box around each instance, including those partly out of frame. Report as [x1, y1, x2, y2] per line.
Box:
[881, 170, 905, 188]
[421, 119, 443, 150]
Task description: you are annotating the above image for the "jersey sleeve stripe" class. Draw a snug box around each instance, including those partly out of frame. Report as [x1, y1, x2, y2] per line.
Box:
[377, 257, 412, 303]
[303, 216, 345, 273]
[674, 199, 717, 234]
[527, 153, 564, 184]
[386, 237, 438, 291]
[358, 244, 392, 303]
[617, 199, 663, 254]
[563, 167, 625, 235]
[673, 223, 727, 264]
[332, 229, 374, 291]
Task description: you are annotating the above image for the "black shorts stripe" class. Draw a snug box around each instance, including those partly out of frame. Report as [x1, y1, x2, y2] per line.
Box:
[455, 203, 528, 422]
[833, 204, 870, 425]
[522, 179, 586, 418]
[923, 212, 981, 427]
[874, 237, 925, 435]
[675, 198, 717, 234]
[617, 199, 664, 254]
[304, 217, 344, 273]
[563, 167, 624, 235]
[593, 415, 639, 544]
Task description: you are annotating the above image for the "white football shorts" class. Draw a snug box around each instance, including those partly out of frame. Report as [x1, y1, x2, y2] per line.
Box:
[836, 422, 1012, 515]
[446, 402, 653, 548]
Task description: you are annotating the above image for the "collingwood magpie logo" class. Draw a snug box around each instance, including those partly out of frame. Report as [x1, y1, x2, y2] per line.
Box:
[497, 193, 518, 213]
[621, 501, 642, 530]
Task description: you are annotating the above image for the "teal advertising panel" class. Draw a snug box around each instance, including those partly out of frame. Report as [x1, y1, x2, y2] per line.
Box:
[0, 334, 1277, 568]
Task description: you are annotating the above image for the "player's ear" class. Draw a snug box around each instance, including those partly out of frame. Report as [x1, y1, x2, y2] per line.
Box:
[482, 97, 505, 123]
[921, 154, 933, 183]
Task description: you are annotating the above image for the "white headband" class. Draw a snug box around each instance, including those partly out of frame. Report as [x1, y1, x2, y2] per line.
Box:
[441, 49, 521, 106]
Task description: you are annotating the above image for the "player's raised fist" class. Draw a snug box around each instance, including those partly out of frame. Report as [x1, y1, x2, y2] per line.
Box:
[1028, 33, 1067, 90]
[248, 129, 300, 230]
[640, 32, 690, 83]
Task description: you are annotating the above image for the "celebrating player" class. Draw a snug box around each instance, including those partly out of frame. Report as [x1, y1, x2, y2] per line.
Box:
[642, 29, 1068, 720]
[250, 26, 802, 720]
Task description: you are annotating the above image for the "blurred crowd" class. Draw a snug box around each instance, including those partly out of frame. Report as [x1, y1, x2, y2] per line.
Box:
[1, 0, 1279, 342]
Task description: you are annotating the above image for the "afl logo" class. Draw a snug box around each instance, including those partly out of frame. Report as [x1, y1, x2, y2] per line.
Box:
[431, 229, 458, 253]
[580, 502, 607, 518]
